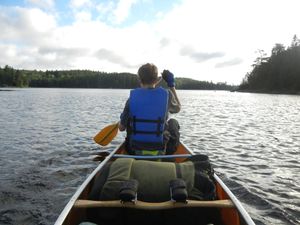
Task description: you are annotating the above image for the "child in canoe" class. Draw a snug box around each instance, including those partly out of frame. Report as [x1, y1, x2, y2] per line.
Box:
[119, 63, 181, 155]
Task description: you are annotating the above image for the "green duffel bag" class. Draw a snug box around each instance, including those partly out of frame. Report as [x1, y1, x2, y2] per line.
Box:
[89, 156, 215, 202]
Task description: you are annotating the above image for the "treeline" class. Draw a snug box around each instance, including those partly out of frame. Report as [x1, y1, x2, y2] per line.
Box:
[0, 67, 139, 89]
[175, 78, 232, 90]
[239, 35, 300, 93]
[0, 66, 234, 90]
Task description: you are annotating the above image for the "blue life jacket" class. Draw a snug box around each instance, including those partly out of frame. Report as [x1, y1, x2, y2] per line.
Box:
[129, 87, 169, 152]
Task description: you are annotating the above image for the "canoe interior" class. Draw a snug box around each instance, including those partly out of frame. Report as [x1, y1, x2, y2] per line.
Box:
[60, 143, 248, 225]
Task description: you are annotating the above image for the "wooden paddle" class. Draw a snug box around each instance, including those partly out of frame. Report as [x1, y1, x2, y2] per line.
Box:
[93, 123, 119, 146]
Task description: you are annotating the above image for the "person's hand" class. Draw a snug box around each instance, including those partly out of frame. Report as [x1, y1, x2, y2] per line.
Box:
[162, 70, 175, 88]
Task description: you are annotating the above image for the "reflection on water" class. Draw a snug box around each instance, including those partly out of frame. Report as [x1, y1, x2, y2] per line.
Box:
[0, 88, 299, 225]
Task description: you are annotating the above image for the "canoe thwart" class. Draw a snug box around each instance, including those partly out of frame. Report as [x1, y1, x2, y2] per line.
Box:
[113, 154, 192, 159]
[93, 153, 192, 162]
[74, 199, 234, 210]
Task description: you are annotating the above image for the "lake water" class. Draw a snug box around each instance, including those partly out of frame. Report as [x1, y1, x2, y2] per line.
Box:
[0, 88, 299, 225]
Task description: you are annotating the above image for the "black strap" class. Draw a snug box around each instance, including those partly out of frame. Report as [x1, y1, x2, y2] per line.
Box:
[175, 164, 182, 179]
[131, 116, 164, 136]
[133, 116, 137, 135]
[133, 130, 162, 135]
[134, 118, 163, 123]
[156, 117, 162, 137]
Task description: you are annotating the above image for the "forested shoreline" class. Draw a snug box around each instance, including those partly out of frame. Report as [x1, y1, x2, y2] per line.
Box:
[238, 35, 300, 94]
[0, 66, 234, 90]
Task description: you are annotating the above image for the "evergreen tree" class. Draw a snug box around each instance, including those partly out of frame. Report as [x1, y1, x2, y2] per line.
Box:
[239, 35, 300, 93]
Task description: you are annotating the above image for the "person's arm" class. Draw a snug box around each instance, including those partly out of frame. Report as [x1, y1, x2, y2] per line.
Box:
[162, 69, 181, 112]
[169, 87, 181, 108]
[168, 88, 181, 113]
[119, 99, 129, 131]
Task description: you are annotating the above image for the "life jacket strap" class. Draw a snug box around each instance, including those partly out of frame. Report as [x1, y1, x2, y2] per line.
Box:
[132, 116, 163, 137]
[129, 140, 166, 152]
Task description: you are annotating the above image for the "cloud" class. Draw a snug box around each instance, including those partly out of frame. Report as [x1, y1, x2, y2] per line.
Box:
[95, 0, 138, 25]
[159, 38, 171, 48]
[112, 0, 137, 24]
[68, 0, 138, 25]
[74, 10, 92, 22]
[95, 48, 137, 69]
[0, 7, 56, 44]
[34, 46, 91, 69]
[215, 58, 244, 68]
[96, 1, 115, 15]
[69, 0, 93, 24]
[38, 46, 89, 57]
[0, 44, 74, 70]
[180, 46, 225, 63]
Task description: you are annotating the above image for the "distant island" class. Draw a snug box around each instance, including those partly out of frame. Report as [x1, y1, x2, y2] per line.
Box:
[0, 66, 235, 91]
[238, 35, 300, 94]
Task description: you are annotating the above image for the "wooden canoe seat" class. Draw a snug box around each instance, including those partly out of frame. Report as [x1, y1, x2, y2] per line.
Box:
[74, 199, 234, 210]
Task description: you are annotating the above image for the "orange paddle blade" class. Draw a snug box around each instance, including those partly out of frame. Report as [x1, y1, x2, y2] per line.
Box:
[93, 123, 119, 146]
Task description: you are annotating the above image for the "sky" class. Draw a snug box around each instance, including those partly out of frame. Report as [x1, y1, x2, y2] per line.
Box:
[1, 0, 300, 85]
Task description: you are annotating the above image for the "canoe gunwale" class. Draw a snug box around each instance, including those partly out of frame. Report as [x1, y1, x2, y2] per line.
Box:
[213, 174, 255, 225]
[53, 142, 123, 225]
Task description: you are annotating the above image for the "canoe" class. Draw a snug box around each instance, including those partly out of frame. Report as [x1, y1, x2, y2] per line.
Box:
[54, 142, 255, 225]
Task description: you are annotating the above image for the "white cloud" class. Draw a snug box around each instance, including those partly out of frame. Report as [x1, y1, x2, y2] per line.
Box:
[95, 48, 137, 69]
[95, 0, 138, 25]
[74, 10, 92, 22]
[215, 58, 244, 68]
[69, 0, 93, 23]
[1, 0, 300, 84]
[96, 1, 115, 15]
[180, 46, 225, 63]
[26, 8, 56, 32]
[112, 0, 138, 24]
[0, 7, 56, 43]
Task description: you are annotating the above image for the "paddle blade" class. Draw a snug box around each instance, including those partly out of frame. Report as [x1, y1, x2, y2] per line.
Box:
[94, 123, 119, 146]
